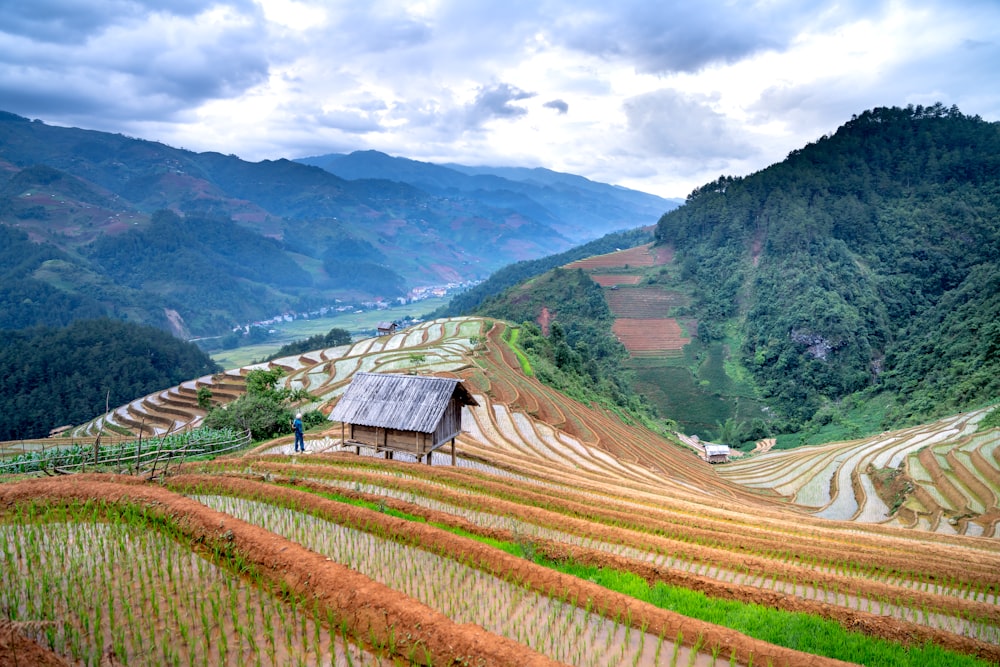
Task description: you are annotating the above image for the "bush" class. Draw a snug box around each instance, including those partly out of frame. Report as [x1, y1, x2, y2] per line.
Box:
[203, 394, 292, 441]
[978, 406, 1000, 432]
[202, 367, 319, 442]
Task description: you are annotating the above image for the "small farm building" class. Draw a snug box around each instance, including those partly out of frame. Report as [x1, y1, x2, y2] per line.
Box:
[328, 372, 478, 464]
[704, 444, 730, 464]
[376, 321, 398, 335]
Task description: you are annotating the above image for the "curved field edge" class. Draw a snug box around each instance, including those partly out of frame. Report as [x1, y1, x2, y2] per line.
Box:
[0, 474, 855, 667]
[0, 477, 558, 667]
[201, 455, 1000, 608]
[194, 467, 1000, 665]
[187, 461, 1000, 664]
[161, 473, 859, 667]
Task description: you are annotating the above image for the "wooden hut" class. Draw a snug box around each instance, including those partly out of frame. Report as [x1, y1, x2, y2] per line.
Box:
[376, 321, 398, 336]
[328, 372, 478, 464]
[704, 444, 730, 464]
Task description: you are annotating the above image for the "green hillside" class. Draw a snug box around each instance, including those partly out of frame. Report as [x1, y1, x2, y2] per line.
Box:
[0, 110, 671, 337]
[654, 104, 1000, 434]
[0, 318, 219, 439]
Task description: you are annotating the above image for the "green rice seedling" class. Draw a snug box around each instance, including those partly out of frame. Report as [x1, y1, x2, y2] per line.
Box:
[197, 494, 673, 665]
[688, 633, 705, 666]
[0, 503, 387, 667]
[669, 630, 683, 667]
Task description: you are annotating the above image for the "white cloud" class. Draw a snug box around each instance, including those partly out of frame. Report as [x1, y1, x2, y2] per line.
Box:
[623, 90, 757, 160]
[0, 0, 998, 198]
[544, 99, 568, 114]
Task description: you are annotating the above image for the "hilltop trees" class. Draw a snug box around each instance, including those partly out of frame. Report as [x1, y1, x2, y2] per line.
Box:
[0, 318, 220, 439]
[477, 267, 653, 419]
[655, 104, 1000, 428]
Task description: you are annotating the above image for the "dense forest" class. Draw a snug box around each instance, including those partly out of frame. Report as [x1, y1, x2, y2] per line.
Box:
[0, 319, 220, 439]
[655, 104, 1000, 429]
[0, 225, 112, 329]
[86, 210, 313, 333]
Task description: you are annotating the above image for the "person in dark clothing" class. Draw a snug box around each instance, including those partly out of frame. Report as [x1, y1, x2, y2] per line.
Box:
[293, 412, 305, 452]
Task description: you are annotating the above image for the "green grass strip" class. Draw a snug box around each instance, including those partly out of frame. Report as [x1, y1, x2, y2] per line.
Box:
[286, 485, 991, 667]
[276, 483, 428, 523]
[504, 326, 534, 376]
[543, 560, 990, 667]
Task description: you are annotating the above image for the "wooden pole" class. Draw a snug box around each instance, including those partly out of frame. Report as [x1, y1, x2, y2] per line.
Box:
[451, 437, 456, 466]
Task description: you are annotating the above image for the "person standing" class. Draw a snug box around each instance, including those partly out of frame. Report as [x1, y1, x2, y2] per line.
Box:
[293, 412, 305, 452]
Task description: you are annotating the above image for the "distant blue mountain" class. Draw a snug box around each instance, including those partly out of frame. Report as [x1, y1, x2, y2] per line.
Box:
[296, 151, 681, 243]
[5, 110, 678, 336]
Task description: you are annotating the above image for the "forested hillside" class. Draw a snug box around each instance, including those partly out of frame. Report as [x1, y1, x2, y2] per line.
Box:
[0, 110, 669, 336]
[655, 104, 1000, 430]
[0, 318, 219, 439]
[474, 267, 659, 428]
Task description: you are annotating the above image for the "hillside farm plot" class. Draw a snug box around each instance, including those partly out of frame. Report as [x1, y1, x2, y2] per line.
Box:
[605, 288, 689, 318]
[565, 243, 665, 270]
[6, 316, 1000, 666]
[590, 274, 644, 286]
[180, 461, 1000, 661]
[612, 318, 691, 355]
[720, 409, 1000, 536]
[603, 288, 691, 357]
[896, 426, 1000, 535]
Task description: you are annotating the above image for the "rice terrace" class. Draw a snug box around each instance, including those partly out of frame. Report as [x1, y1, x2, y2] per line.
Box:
[2, 316, 1000, 666]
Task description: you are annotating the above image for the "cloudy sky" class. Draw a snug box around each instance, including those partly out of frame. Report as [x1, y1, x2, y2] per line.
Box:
[2, 0, 998, 198]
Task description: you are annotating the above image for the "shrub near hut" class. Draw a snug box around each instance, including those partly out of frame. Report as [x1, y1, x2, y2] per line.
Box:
[204, 368, 321, 441]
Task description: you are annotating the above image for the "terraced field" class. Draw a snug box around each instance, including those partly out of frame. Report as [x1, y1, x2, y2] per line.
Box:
[563, 242, 691, 360]
[718, 410, 1000, 537]
[590, 274, 643, 287]
[611, 318, 690, 356]
[2, 317, 999, 666]
[564, 243, 668, 270]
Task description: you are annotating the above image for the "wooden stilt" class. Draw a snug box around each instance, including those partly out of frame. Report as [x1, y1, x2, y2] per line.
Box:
[450, 437, 456, 466]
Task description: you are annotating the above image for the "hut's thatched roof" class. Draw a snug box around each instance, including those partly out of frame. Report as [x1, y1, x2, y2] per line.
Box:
[328, 372, 478, 433]
[704, 444, 730, 457]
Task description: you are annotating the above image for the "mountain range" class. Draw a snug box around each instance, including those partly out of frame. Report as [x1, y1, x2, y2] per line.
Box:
[0, 110, 676, 337]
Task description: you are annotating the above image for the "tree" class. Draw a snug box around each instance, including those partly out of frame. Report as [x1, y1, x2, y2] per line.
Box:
[203, 368, 318, 441]
[196, 386, 213, 409]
